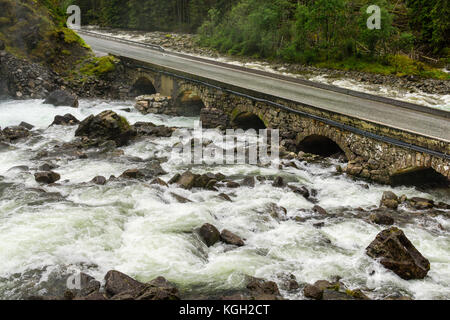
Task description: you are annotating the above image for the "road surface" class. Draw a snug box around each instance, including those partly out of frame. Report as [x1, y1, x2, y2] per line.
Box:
[80, 33, 450, 142]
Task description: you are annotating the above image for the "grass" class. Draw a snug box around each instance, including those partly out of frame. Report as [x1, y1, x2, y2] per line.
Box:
[79, 55, 118, 77]
[315, 55, 450, 80]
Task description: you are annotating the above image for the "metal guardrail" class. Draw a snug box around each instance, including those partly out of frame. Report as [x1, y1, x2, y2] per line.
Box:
[130, 62, 450, 161]
[78, 30, 449, 160]
[78, 29, 165, 52]
[78, 29, 450, 119]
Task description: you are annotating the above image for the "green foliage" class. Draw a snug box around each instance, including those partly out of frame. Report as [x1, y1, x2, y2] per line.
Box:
[67, 0, 449, 79]
[79, 55, 118, 77]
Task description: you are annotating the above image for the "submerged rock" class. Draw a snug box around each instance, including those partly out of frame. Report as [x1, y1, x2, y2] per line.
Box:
[91, 176, 107, 185]
[34, 171, 60, 184]
[50, 114, 80, 126]
[366, 227, 430, 280]
[75, 110, 135, 147]
[380, 191, 399, 210]
[312, 205, 328, 215]
[369, 212, 394, 226]
[220, 229, 245, 247]
[199, 223, 220, 247]
[44, 90, 79, 108]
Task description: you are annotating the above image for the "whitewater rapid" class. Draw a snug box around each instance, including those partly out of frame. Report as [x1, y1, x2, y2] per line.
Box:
[0, 99, 449, 300]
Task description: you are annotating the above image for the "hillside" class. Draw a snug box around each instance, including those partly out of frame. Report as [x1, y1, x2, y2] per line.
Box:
[68, 0, 450, 79]
[0, 0, 89, 75]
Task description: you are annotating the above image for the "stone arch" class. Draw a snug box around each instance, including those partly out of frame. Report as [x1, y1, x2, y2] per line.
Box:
[174, 89, 206, 117]
[296, 128, 353, 160]
[230, 107, 268, 130]
[390, 166, 449, 187]
[130, 76, 157, 97]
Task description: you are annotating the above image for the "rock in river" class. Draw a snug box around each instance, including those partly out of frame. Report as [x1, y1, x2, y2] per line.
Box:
[44, 90, 79, 108]
[199, 223, 220, 247]
[366, 227, 430, 280]
[220, 229, 245, 247]
[75, 110, 136, 147]
[34, 171, 60, 184]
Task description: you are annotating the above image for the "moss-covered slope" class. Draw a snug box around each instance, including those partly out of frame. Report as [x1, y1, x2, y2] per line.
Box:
[0, 0, 90, 75]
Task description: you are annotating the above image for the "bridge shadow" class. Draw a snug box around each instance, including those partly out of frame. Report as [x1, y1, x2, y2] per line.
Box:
[130, 77, 156, 97]
[232, 112, 267, 130]
[391, 167, 449, 188]
[174, 90, 205, 117]
[297, 134, 347, 160]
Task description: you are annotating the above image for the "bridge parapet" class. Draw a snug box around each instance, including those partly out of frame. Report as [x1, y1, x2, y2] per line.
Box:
[119, 56, 449, 185]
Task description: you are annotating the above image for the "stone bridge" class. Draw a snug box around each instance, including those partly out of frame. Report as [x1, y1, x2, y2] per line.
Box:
[117, 56, 449, 186]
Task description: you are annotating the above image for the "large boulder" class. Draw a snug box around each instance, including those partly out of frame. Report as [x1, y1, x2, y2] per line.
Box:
[220, 229, 245, 247]
[380, 191, 399, 210]
[366, 227, 430, 280]
[75, 110, 136, 147]
[44, 90, 79, 108]
[104, 270, 145, 297]
[1, 126, 31, 142]
[199, 223, 220, 247]
[50, 114, 80, 126]
[34, 171, 60, 184]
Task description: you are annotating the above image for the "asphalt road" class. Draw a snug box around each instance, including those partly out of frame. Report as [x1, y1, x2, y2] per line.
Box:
[81, 34, 450, 142]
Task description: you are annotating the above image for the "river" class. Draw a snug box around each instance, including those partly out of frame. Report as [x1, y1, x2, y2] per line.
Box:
[0, 98, 449, 300]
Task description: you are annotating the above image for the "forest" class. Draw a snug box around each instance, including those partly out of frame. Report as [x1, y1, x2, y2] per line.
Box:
[60, 0, 449, 76]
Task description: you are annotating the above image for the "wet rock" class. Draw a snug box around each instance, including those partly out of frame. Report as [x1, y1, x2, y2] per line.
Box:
[151, 178, 168, 187]
[246, 277, 282, 300]
[168, 173, 181, 184]
[226, 181, 240, 189]
[369, 212, 394, 226]
[199, 223, 220, 247]
[51, 114, 80, 126]
[1, 126, 31, 142]
[272, 176, 286, 188]
[133, 122, 174, 138]
[366, 227, 430, 280]
[267, 203, 287, 221]
[220, 230, 245, 247]
[218, 193, 232, 202]
[34, 171, 60, 184]
[44, 90, 79, 108]
[303, 280, 344, 300]
[38, 163, 57, 171]
[104, 270, 145, 297]
[242, 176, 255, 188]
[91, 176, 107, 185]
[177, 171, 198, 190]
[313, 205, 328, 215]
[135, 277, 180, 301]
[170, 192, 192, 203]
[65, 273, 101, 298]
[380, 191, 399, 210]
[408, 197, 434, 210]
[436, 202, 450, 210]
[143, 160, 167, 177]
[278, 274, 299, 292]
[289, 185, 310, 199]
[75, 110, 135, 147]
[303, 284, 323, 300]
[19, 122, 34, 130]
[120, 169, 145, 180]
[322, 289, 356, 300]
